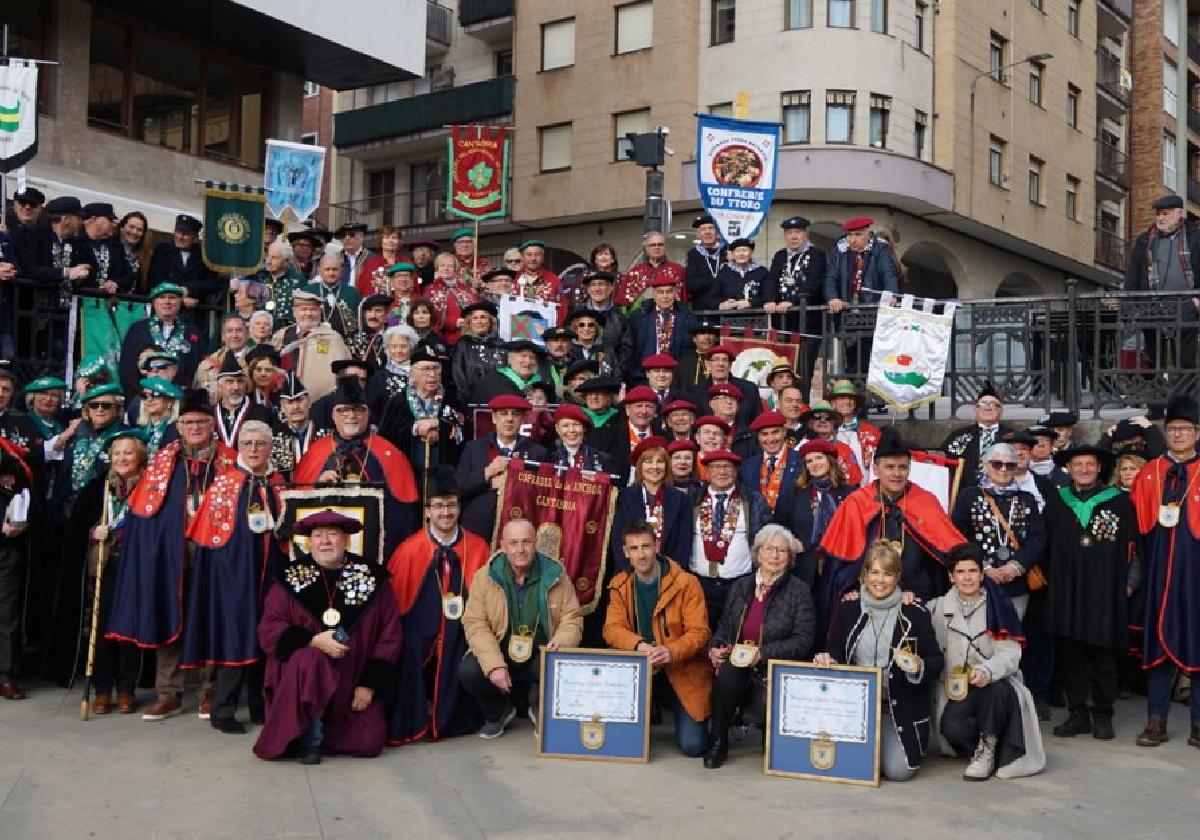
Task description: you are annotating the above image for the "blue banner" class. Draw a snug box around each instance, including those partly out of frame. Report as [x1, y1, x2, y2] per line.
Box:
[695, 114, 781, 244]
[264, 139, 326, 221]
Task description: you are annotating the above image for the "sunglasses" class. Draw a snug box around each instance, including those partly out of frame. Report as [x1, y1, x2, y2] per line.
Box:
[505, 258, 523, 263]
[146, 362, 174, 371]
[810, 413, 834, 422]
[987, 461, 1018, 471]
[88, 401, 119, 410]
[573, 321, 598, 329]
[141, 391, 167, 399]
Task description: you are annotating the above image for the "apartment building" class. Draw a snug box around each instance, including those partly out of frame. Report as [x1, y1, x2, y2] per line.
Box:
[330, 1, 1131, 298]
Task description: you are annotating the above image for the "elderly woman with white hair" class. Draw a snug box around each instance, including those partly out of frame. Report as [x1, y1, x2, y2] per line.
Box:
[703, 523, 816, 769]
[950, 441, 1047, 619]
[367, 323, 420, 414]
[247, 308, 275, 347]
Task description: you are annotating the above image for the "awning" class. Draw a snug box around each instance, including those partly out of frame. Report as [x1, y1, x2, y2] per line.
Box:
[19, 160, 199, 234]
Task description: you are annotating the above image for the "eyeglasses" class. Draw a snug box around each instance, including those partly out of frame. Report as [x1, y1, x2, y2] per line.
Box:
[427, 501, 459, 511]
[239, 439, 271, 449]
[759, 545, 791, 555]
[574, 321, 598, 329]
[977, 401, 1002, 409]
[645, 242, 666, 248]
[333, 405, 368, 414]
[1165, 425, 1198, 434]
[141, 391, 167, 400]
[810, 413, 834, 422]
[88, 401, 118, 410]
[505, 258, 523, 264]
[987, 461, 1018, 471]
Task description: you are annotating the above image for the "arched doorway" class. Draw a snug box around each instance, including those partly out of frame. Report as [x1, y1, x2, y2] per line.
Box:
[994, 272, 1041, 298]
[900, 241, 963, 300]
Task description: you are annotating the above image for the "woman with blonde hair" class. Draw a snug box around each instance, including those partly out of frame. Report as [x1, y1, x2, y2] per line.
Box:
[136, 378, 181, 455]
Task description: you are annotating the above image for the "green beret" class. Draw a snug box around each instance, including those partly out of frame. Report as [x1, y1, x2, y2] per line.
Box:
[103, 427, 151, 452]
[385, 262, 416, 275]
[24, 376, 68, 394]
[149, 282, 187, 299]
[77, 359, 109, 379]
[519, 239, 547, 251]
[81, 383, 124, 404]
[139, 377, 184, 400]
[449, 228, 473, 242]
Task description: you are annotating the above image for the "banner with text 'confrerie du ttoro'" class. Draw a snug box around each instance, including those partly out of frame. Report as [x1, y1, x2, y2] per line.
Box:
[695, 114, 781, 244]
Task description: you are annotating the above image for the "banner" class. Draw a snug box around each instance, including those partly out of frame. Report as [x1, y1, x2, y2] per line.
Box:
[866, 292, 957, 411]
[277, 487, 386, 566]
[498, 292, 557, 345]
[201, 185, 267, 274]
[446, 125, 509, 221]
[0, 60, 38, 171]
[493, 460, 618, 614]
[720, 326, 800, 401]
[695, 114, 781, 243]
[264, 139, 326, 221]
[77, 297, 147, 382]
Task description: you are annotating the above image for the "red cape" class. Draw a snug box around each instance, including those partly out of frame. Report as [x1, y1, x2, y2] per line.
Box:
[0, 437, 32, 486]
[129, 441, 237, 518]
[1131, 457, 1200, 538]
[820, 480, 964, 564]
[293, 434, 419, 503]
[387, 528, 491, 615]
[187, 469, 285, 549]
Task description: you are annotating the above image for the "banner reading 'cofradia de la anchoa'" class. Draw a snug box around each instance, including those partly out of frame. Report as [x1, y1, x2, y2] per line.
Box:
[695, 114, 781, 244]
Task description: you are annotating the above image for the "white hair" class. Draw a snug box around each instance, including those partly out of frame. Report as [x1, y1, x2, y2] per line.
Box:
[238, 419, 273, 441]
[249, 310, 274, 329]
[319, 252, 342, 269]
[383, 324, 419, 346]
[268, 239, 293, 260]
[752, 523, 797, 563]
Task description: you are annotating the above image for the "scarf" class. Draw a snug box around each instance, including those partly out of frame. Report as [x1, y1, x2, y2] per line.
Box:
[26, 411, 62, 441]
[1057, 485, 1120, 529]
[954, 588, 988, 621]
[583, 406, 616, 428]
[149, 316, 193, 357]
[1145, 223, 1194, 290]
[498, 366, 541, 392]
[809, 479, 839, 548]
[857, 584, 902, 668]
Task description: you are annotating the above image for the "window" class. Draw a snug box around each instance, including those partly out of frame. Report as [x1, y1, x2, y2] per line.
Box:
[1164, 59, 1179, 114]
[914, 111, 928, 159]
[132, 30, 201, 155]
[539, 123, 573, 172]
[88, 17, 127, 131]
[300, 132, 318, 145]
[711, 0, 736, 45]
[1165, 132, 1178, 190]
[988, 136, 1005, 186]
[1165, 0, 1180, 46]
[614, 108, 652, 161]
[1066, 84, 1079, 128]
[709, 101, 734, 117]
[786, 0, 813, 29]
[1067, 1, 1079, 38]
[990, 32, 1007, 83]
[1066, 176, 1079, 221]
[1028, 156, 1043, 205]
[495, 50, 513, 77]
[782, 91, 811, 144]
[915, 2, 926, 52]
[826, 90, 855, 143]
[303, 81, 319, 97]
[541, 18, 576, 70]
[616, 2, 653, 54]
[1029, 63, 1043, 106]
[870, 0, 887, 34]
[409, 161, 443, 225]
[869, 94, 891, 148]
[367, 168, 396, 227]
[828, 0, 855, 28]
[1030, 0, 1042, 10]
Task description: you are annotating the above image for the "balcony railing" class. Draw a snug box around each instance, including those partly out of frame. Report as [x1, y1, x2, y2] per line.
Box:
[326, 185, 511, 232]
[459, 0, 514, 27]
[1190, 106, 1200, 136]
[1094, 227, 1126, 272]
[334, 76, 514, 148]
[1189, 178, 1200, 207]
[1191, 36, 1200, 68]
[1095, 140, 1129, 188]
[1098, 0, 1132, 21]
[426, 2, 453, 46]
[1096, 50, 1128, 106]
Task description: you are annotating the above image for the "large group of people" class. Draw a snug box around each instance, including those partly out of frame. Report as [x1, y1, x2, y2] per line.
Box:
[0, 189, 1196, 784]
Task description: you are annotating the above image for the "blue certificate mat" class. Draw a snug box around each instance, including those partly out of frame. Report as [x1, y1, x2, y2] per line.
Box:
[764, 661, 882, 786]
[536, 648, 652, 763]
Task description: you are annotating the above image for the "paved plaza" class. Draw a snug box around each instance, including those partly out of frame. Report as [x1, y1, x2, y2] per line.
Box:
[0, 682, 1195, 839]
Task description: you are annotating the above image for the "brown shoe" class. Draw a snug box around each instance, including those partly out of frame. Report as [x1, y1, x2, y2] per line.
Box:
[116, 693, 137, 714]
[142, 696, 183, 721]
[198, 695, 212, 720]
[1136, 715, 1170, 747]
[92, 693, 112, 715]
[0, 677, 26, 700]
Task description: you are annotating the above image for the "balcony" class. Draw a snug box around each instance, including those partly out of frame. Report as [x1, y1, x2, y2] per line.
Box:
[334, 76, 514, 149]
[1096, 51, 1128, 108]
[1191, 37, 1200, 68]
[329, 187, 452, 232]
[426, 2, 453, 57]
[1191, 106, 1200, 137]
[1097, 0, 1131, 22]
[1190, 178, 1200, 208]
[1094, 227, 1126, 272]
[1095, 140, 1129, 189]
[460, 0, 514, 45]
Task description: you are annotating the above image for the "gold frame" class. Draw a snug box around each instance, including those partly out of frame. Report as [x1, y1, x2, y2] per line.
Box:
[763, 660, 883, 787]
[535, 647, 653, 764]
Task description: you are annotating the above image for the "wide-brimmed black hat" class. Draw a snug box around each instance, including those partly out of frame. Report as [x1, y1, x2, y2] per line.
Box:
[1053, 444, 1115, 472]
[1165, 393, 1200, 426]
[331, 377, 369, 408]
[424, 466, 460, 500]
[874, 426, 912, 460]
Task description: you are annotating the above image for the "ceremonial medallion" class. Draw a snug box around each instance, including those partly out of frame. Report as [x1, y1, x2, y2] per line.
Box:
[442, 593, 464, 621]
[265, 300, 275, 311]
[994, 546, 1010, 563]
[945, 665, 971, 702]
[508, 631, 534, 663]
[247, 502, 272, 534]
[322, 607, 342, 627]
[580, 715, 605, 751]
[316, 340, 330, 354]
[1080, 535, 1093, 548]
[343, 473, 362, 484]
[810, 732, 837, 771]
[187, 497, 199, 518]
[729, 642, 759, 669]
[1159, 504, 1181, 529]
[892, 644, 921, 676]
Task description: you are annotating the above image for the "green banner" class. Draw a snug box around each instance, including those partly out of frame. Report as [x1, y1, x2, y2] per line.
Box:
[80, 297, 147, 379]
[202, 186, 267, 274]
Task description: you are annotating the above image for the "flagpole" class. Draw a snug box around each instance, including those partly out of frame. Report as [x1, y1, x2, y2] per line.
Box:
[472, 125, 481, 284]
[1, 25, 61, 221]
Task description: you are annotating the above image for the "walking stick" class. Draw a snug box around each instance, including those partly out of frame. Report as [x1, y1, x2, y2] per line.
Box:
[80, 488, 112, 720]
[422, 436, 432, 523]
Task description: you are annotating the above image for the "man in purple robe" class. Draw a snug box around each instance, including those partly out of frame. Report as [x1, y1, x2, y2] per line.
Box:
[253, 509, 401, 764]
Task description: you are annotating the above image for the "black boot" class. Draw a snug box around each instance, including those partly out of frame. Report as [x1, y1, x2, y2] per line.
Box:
[1053, 710, 1092, 737]
[211, 716, 246, 735]
[1092, 714, 1115, 741]
[703, 734, 728, 769]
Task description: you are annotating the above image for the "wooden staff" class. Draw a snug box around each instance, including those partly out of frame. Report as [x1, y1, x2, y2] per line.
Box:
[422, 436, 433, 523]
[472, 217, 480, 285]
[80, 487, 112, 720]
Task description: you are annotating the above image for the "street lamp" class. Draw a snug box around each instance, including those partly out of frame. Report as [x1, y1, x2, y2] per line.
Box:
[967, 52, 1055, 215]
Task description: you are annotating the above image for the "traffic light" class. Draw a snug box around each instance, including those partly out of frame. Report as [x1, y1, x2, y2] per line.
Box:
[623, 131, 666, 167]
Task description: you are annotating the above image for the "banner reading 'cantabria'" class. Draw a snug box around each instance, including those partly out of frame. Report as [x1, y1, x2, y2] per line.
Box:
[695, 114, 781, 243]
[866, 292, 958, 411]
[201, 184, 267, 275]
[446, 125, 509, 220]
[0, 60, 39, 171]
[264, 139, 326, 221]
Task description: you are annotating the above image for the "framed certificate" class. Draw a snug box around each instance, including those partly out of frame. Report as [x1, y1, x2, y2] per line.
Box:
[536, 648, 652, 763]
[764, 661, 882, 786]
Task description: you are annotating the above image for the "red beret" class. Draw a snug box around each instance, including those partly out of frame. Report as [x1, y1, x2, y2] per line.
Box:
[662, 399, 698, 416]
[642, 353, 678, 370]
[701, 448, 741, 466]
[694, 415, 731, 434]
[553, 403, 591, 428]
[647, 275, 679, 288]
[797, 438, 838, 459]
[704, 344, 735, 359]
[749, 411, 786, 431]
[622, 385, 660, 406]
[488, 394, 532, 412]
[841, 215, 874, 232]
[667, 438, 697, 454]
[630, 435, 670, 464]
[707, 383, 742, 401]
[293, 509, 364, 536]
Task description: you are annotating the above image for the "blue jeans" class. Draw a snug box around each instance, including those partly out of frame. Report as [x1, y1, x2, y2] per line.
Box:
[1146, 663, 1200, 725]
[670, 696, 709, 757]
[300, 716, 324, 748]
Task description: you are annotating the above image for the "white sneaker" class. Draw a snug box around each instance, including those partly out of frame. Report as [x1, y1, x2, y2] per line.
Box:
[963, 735, 997, 781]
[528, 708, 538, 737]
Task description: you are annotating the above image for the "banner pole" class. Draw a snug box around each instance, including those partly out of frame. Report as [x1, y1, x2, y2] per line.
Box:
[472, 217, 480, 283]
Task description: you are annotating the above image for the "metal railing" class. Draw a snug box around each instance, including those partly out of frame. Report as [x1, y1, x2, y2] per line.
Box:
[1191, 36, 1200, 68]
[1190, 105, 1200, 136]
[1095, 140, 1129, 187]
[1096, 50, 1127, 105]
[1094, 227, 1126, 272]
[459, 0, 514, 27]
[1190, 177, 1200, 208]
[426, 2, 453, 46]
[1098, 0, 1131, 21]
[328, 187, 459, 231]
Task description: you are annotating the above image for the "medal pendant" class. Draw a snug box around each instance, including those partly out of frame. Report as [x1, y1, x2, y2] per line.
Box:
[247, 503, 271, 534]
[322, 607, 342, 627]
[946, 666, 971, 702]
[580, 715, 605, 750]
[265, 300, 276, 311]
[187, 497, 199, 518]
[507, 633, 534, 663]
[994, 546, 1010, 563]
[810, 733, 837, 770]
[729, 642, 759, 669]
[1080, 535, 1093, 548]
[892, 644, 921, 675]
[343, 472, 362, 484]
[316, 340, 330, 354]
[442, 593, 464, 621]
[1159, 504, 1181, 529]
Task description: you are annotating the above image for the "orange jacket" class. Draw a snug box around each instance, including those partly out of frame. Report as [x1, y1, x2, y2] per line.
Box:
[603, 558, 712, 722]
